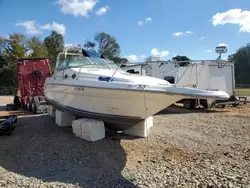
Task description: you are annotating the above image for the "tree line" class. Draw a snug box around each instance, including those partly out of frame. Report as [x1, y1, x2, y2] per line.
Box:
[0, 31, 127, 89]
[0, 30, 250, 92]
[228, 43, 250, 85]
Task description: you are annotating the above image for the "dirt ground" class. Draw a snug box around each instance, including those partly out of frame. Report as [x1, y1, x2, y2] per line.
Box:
[0, 96, 249, 187]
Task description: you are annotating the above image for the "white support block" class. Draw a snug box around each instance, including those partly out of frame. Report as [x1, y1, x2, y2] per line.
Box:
[48, 105, 55, 117]
[123, 116, 153, 138]
[55, 110, 75, 127]
[72, 118, 105, 142]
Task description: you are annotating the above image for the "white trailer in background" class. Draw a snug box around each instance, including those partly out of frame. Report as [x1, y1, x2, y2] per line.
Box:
[122, 45, 247, 109]
[121, 59, 238, 109]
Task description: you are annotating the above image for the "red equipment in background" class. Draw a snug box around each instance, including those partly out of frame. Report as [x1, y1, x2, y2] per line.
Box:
[14, 58, 51, 113]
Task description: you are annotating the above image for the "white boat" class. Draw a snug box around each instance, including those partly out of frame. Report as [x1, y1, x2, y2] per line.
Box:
[44, 47, 230, 130]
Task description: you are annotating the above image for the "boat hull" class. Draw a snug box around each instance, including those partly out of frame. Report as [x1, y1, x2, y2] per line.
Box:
[45, 97, 144, 130]
[44, 83, 183, 130]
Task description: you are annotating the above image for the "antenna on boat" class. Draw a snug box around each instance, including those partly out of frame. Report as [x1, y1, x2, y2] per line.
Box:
[215, 44, 228, 60]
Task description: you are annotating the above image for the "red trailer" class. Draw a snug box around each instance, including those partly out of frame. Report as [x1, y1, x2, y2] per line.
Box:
[13, 58, 51, 113]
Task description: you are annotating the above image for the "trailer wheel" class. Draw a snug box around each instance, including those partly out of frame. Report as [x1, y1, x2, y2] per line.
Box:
[218, 104, 226, 108]
[13, 96, 21, 107]
[23, 104, 27, 109]
[200, 100, 208, 109]
[183, 100, 195, 109]
[232, 103, 239, 107]
[31, 100, 37, 114]
[202, 103, 208, 109]
[27, 100, 32, 112]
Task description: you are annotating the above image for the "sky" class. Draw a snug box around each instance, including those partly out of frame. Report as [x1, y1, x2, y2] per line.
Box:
[0, 0, 250, 62]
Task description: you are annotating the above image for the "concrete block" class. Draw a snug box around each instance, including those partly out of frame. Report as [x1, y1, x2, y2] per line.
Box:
[48, 105, 55, 117]
[55, 110, 75, 127]
[123, 116, 153, 138]
[72, 118, 105, 142]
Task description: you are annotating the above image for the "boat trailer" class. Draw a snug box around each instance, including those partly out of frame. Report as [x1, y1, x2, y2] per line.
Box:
[215, 96, 248, 108]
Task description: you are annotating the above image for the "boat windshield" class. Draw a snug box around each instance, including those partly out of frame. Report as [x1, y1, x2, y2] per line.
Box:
[56, 51, 122, 71]
[103, 59, 120, 70]
[57, 55, 92, 70]
[87, 56, 122, 70]
[68, 56, 92, 68]
[88, 57, 110, 69]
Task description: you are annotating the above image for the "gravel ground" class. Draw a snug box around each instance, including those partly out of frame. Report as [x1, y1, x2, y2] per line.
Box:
[0, 96, 250, 188]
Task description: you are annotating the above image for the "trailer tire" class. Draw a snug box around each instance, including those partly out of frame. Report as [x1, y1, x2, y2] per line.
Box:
[200, 100, 208, 109]
[31, 100, 37, 114]
[184, 100, 195, 109]
[232, 103, 239, 107]
[218, 104, 226, 108]
[13, 96, 21, 107]
[23, 104, 27, 109]
[27, 100, 32, 112]
[203, 103, 208, 109]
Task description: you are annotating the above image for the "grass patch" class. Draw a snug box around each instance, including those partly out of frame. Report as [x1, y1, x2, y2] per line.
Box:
[234, 88, 250, 96]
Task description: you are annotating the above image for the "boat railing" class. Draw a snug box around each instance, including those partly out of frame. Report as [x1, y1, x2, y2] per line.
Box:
[108, 61, 127, 82]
